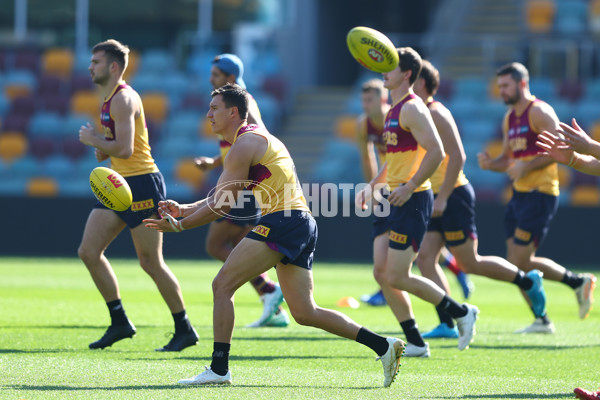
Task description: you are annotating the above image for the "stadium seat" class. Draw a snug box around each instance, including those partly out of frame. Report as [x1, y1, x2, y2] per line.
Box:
[141, 92, 169, 123]
[174, 158, 207, 189]
[140, 49, 173, 75]
[590, 0, 600, 37]
[70, 73, 94, 93]
[27, 176, 59, 197]
[122, 50, 140, 81]
[334, 115, 357, 140]
[30, 137, 58, 160]
[260, 75, 287, 102]
[42, 48, 74, 78]
[70, 90, 100, 120]
[200, 116, 214, 138]
[165, 111, 203, 140]
[13, 49, 40, 73]
[0, 131, 28, 162]
[570, 184, 600, 206]
[1, 114, 29, 133]
[28, 111, 64, 137]
[130, 73, 165, 94]
[36, 74, 64, 96]
[9, 95, 36, 118]
[525, 0, 556, 34]
[42, 154, 75, 178]
[557, 80, 584, 102]
[529, 77, 557, 100]
[38, 93, 70, 115]
[557, 164, 572, 189]
[554, 0, 588, 35]
[0, 93, 9, 119]
[62, 137, 89, 160]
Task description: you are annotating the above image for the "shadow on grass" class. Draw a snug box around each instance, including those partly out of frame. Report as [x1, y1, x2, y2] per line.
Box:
[438, 393, 573, 399]
[7, 383, 380, 391]
[133, 354, 368, 362]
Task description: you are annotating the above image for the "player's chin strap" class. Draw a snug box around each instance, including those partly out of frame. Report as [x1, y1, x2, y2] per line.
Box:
[164, 214, 185, 232]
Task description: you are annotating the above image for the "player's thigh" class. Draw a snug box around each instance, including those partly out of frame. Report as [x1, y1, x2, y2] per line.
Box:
[79, 208, 126, 255]
[386, 246, 417, 282]
[275, 263, 317, 313]
[214, 237, 284, 293]
[449, 238, 479, 269]
[373, 233, 389, 273]
[129, 216, 164, 264]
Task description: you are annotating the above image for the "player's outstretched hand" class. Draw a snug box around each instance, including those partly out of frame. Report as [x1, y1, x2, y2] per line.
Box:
[536, 130, 573, 165]
[143, 213, 184, 232]
[158, 200, 183, 218]
[558, 118, 595, 155]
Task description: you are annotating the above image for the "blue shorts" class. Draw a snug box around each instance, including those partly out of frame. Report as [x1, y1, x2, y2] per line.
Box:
[94, 171, 166, 229]
[215, 190, 261, 227]
[504, 189, 558, 247]
[428, 183, 478, 247]
[373, 189, 433, 251]
[246, 210, 317, 270]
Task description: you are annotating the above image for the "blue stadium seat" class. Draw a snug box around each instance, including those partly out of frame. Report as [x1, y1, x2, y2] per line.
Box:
[42, 154, 74, 178]
[0, 92, 9, 118]
[453, 78, 489, 99]
[554, 0, 588, 35]
[529, 77, 557, 100]
[140, 49, 174, 75]
[4, 69, 37, 91]
[63, 113, 91, 138]
[130, 72, 166, 94]
[164, 111, 202, 140]
[28, 111, 64, 137]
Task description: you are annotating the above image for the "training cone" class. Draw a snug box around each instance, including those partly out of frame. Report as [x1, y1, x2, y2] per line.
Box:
[337, 296, 360, 309]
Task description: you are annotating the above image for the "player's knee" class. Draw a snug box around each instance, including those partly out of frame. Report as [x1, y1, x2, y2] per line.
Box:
[77, 245, 98, 266]
[288, 307, 315, 327]
[373, 267, 387, 286]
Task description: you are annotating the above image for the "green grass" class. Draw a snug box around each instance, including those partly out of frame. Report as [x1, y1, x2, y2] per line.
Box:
[0, 257, 598, 399]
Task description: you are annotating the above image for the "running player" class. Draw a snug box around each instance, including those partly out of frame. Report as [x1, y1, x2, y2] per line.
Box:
[144, 83, 406, 387]
[478, 62, 596, 332]
[194, 54, 288, 328]
[78, 39, 198, 351]
[413, 60, 547, 339]
[357, 79, 473, 307]
[356, 47, 478, 354]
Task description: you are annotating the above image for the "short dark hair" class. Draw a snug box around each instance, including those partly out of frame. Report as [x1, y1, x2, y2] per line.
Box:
[397, 47, 422, 85]
[361, 79, 385, 97]
[496, 62, 529, 84]
[92, 39, 130, 71]
[211, 83, 249, 120]
[419, 60, 440, 96]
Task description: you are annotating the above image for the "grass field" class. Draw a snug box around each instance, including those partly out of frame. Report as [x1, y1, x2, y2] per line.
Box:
[1, 257, 598, 400]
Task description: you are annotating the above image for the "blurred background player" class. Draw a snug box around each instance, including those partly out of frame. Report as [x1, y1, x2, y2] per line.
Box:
[413, 60, 547, 339]
[356, 47, 478, 355]
[77, 39, 198, 351]
[194, 53, 288, 328]
[356, 79, 473, 307]
[478, 62, 596, 333]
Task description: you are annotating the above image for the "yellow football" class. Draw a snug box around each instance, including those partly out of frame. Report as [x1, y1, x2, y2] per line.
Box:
[346, 26, 399, 73]
[89, 167, 132, 212]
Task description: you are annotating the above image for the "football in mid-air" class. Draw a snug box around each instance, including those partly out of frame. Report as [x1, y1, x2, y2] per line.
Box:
[346, 26, 399, 73]
[89, 167, 132, 212]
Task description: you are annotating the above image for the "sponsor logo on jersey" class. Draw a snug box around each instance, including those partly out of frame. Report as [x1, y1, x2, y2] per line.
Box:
[444, 230, 465, 241]
[389, 230, 407, 244]
[131, 199, 155, 211]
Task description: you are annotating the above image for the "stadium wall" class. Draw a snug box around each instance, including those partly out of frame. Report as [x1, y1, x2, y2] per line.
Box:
[1, 197, 596, 267]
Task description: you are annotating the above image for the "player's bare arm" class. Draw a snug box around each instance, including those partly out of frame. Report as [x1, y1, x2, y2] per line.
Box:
[430, 102, 465, 216]
[79, 90, 136, 159]
[356, 115, 378, 181]
[478, 112, 512, 172]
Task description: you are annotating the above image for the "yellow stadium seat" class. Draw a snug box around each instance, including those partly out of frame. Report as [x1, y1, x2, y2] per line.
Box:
[123, 50, 140, 81]
[42, 48, 74, 78]
[590, 121, 600, 142]
[0, 131, 28, 162]
[525, 0, 556, 34]
[570, 185, 600, 206]
[335, 115, 358, 140]
[175, 158, 206, 189]
[71, 90, 100, 119]
[201, 117, 215, 137]
[488, 77, 500, 99]
[141, 92, 169, 123]
[4, 84, 31, 101]
[27, 177, 59, 197]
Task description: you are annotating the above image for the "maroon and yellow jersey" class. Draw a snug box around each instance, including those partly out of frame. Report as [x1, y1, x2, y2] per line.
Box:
[231, 124, 309, 215]
[426, 97, 469, 194]
[384, 92, 430, 192]
[505, 99, 558, 196]
[100, 81, 158, 177]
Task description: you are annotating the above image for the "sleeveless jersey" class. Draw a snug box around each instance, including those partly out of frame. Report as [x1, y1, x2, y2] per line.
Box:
[426, 97, 469, 194]
[232, 124, 309, 215]
[365, 115, 387, 162]
[100, 82, 158, 177]
[384, 92, 430, 192]
[219, 95, 261, 159]
[505, 99, 559, 196]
